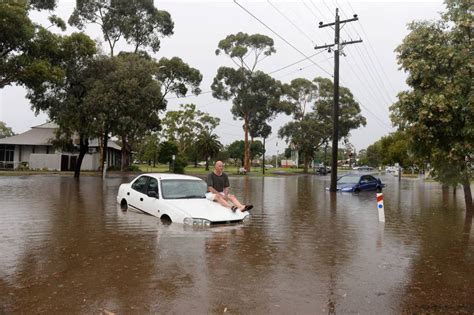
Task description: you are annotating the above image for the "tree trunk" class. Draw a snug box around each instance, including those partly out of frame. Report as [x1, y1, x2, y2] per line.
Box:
[101, 129, 109, 172]
[303, 155, 309, 173]
[121, 135, 131, 171]
[244, 116, 250, 172]
[205, 157, 209, 171]
[462, 178, 473, 214]
[74, 137, 89, 179]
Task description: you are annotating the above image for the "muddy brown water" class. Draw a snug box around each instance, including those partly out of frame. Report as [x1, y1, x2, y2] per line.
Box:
[0, 174, 472, 314]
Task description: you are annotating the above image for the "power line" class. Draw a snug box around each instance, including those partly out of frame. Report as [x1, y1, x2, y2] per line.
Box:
[338, 4, 397, 104]
[267, 0, 315, 45]
[345, 0, 399, 97]
[234, 0, 333, 78]
[322, 1, 393, 117]
[275, 56, 334, 80]
[268, 50, 326, 75]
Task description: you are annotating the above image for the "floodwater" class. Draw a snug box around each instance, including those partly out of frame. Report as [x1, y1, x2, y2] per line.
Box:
[0, 173, 472, 314]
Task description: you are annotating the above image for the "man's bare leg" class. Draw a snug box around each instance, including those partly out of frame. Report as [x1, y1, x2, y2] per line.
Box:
[227, 194, 245, 210]
[214, 194, 233, 209]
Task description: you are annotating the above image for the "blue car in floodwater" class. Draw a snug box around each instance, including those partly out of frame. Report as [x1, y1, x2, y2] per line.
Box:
[336, 173, 384, 193]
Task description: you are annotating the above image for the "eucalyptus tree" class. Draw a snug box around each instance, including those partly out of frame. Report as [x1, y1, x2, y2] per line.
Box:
[84, 53, 164, 171]
[0, 1, 65, 89]
[155, 56, 202, 101]
[390, 0, 473, 212]
[250, 121, 272, 172]
[162, 103, 219, 156]
[283, 78, 319, 121]
[212, 32, 285, 172]
[69, 0, 175, 170]
[25, 32, 98, 178]
[279, 113, 324, 172]
[279, 77, 366, 172]
[136, 133, 160, 167]
[69, 0, 173, 56]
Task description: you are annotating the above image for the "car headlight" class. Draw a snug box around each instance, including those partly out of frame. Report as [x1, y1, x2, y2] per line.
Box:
[242, 214, 251, 223]
[341, 187, 353, 192]
[183, 217, 211, 226]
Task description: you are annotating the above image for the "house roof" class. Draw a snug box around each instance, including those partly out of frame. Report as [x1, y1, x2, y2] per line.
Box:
[0, 122, 55, 145]
[0, 122, 121, 150]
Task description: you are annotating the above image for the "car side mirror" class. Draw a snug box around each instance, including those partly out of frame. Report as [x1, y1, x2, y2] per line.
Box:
[147, 191, 158, 198]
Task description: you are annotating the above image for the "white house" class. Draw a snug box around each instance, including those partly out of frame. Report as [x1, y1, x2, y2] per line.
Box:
[0, 122, 121, 171]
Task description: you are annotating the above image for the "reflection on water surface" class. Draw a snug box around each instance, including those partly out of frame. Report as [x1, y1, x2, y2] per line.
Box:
[0, 174, 472, 313]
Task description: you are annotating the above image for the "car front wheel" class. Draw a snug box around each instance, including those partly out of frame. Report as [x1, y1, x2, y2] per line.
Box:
[376, 186, 382, 193]
[120, 199, 128, 211]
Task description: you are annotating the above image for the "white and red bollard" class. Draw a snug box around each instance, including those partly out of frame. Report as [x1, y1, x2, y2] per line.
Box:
[376, 193, 385, 222]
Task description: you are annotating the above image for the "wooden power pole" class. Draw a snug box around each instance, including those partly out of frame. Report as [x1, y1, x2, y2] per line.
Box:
[315, 8, 362, 192]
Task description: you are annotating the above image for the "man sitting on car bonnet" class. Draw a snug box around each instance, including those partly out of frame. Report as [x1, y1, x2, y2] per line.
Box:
[206, 161, 253, 212]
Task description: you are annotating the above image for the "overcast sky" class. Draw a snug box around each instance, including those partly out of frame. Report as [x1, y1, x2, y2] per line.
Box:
[0, 0, 445, 155]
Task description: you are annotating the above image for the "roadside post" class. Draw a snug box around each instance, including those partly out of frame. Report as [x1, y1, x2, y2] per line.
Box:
[172, 155, 175, 173]
[377, 192, 385, 222]
[102, 161, 107, 179]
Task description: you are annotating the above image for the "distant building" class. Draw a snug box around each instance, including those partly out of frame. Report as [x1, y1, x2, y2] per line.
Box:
[280, 159, 296, 168]
[0, 122, 121, 171]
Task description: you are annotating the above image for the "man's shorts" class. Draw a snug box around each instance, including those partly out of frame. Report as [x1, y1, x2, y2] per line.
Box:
[206, 192, 225, 201]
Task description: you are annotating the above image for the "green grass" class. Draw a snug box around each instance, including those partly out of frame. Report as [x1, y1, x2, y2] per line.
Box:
[136, 164, 307, 176]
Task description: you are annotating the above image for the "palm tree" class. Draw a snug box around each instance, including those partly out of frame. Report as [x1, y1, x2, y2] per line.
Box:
[195, 130, 222, 171]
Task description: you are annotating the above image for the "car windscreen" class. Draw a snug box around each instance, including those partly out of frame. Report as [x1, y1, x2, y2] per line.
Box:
[337, 175, 360, 185]
[161, 179, 207, 199]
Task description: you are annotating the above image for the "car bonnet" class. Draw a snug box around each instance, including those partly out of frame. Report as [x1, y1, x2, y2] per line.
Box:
[165, 199, 249, 222]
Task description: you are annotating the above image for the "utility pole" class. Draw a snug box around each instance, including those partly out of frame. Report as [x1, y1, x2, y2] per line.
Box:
[315, 8, 362, 192]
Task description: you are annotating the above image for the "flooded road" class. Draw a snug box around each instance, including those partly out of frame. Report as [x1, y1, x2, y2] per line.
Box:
[0, 173, 472, 314]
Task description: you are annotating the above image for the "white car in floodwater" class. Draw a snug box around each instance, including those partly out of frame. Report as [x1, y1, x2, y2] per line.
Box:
[116, 173, 250, 226]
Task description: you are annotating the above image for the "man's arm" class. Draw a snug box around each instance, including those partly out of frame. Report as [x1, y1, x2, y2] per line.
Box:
[208, 186, 219, 194]
[223, 187, 230, 196]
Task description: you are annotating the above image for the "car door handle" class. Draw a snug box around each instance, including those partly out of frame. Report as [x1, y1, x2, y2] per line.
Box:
[140, 198, 143, 201]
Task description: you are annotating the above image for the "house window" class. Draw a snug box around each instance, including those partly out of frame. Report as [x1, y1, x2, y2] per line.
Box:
[46, 146, 50, 154]
[0, 145, 14, 169]
[32, 146, 35, 153]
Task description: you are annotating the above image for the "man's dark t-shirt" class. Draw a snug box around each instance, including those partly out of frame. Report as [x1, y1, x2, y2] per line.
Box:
[207, 172, 229, 193]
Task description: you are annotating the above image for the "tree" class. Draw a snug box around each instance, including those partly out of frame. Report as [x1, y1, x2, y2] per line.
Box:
[0, 122, 14, 139]
[212, 32, 284, 172]
[155, 57, 203, 102]
[69, 0, 173, 57]
[69, 0, 177, 171]
[279, 113, 325, 172]
[26, 32, 97, 178]
[161, 103, 219, 156]
[0, 2, 65, 89]
[356, 149, 368, 166]
[157, 140, 178, 165]
[118, 1, 173, 54]
[282, 78, 318, 121]
[390, 0, 473, 212]
[365, 142, 383, 167]
[195, 130, 223, 171]
[84, 53, 164, 171]
[134, 133, 160, 167]
[279, 77, 366, 172]
[228, 140, 245, 166]
[250, 140, 264, 161]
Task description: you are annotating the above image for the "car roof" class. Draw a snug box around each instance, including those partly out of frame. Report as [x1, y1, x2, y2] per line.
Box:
[341, 173, 377, 178]
[141, 173, 203, 181]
